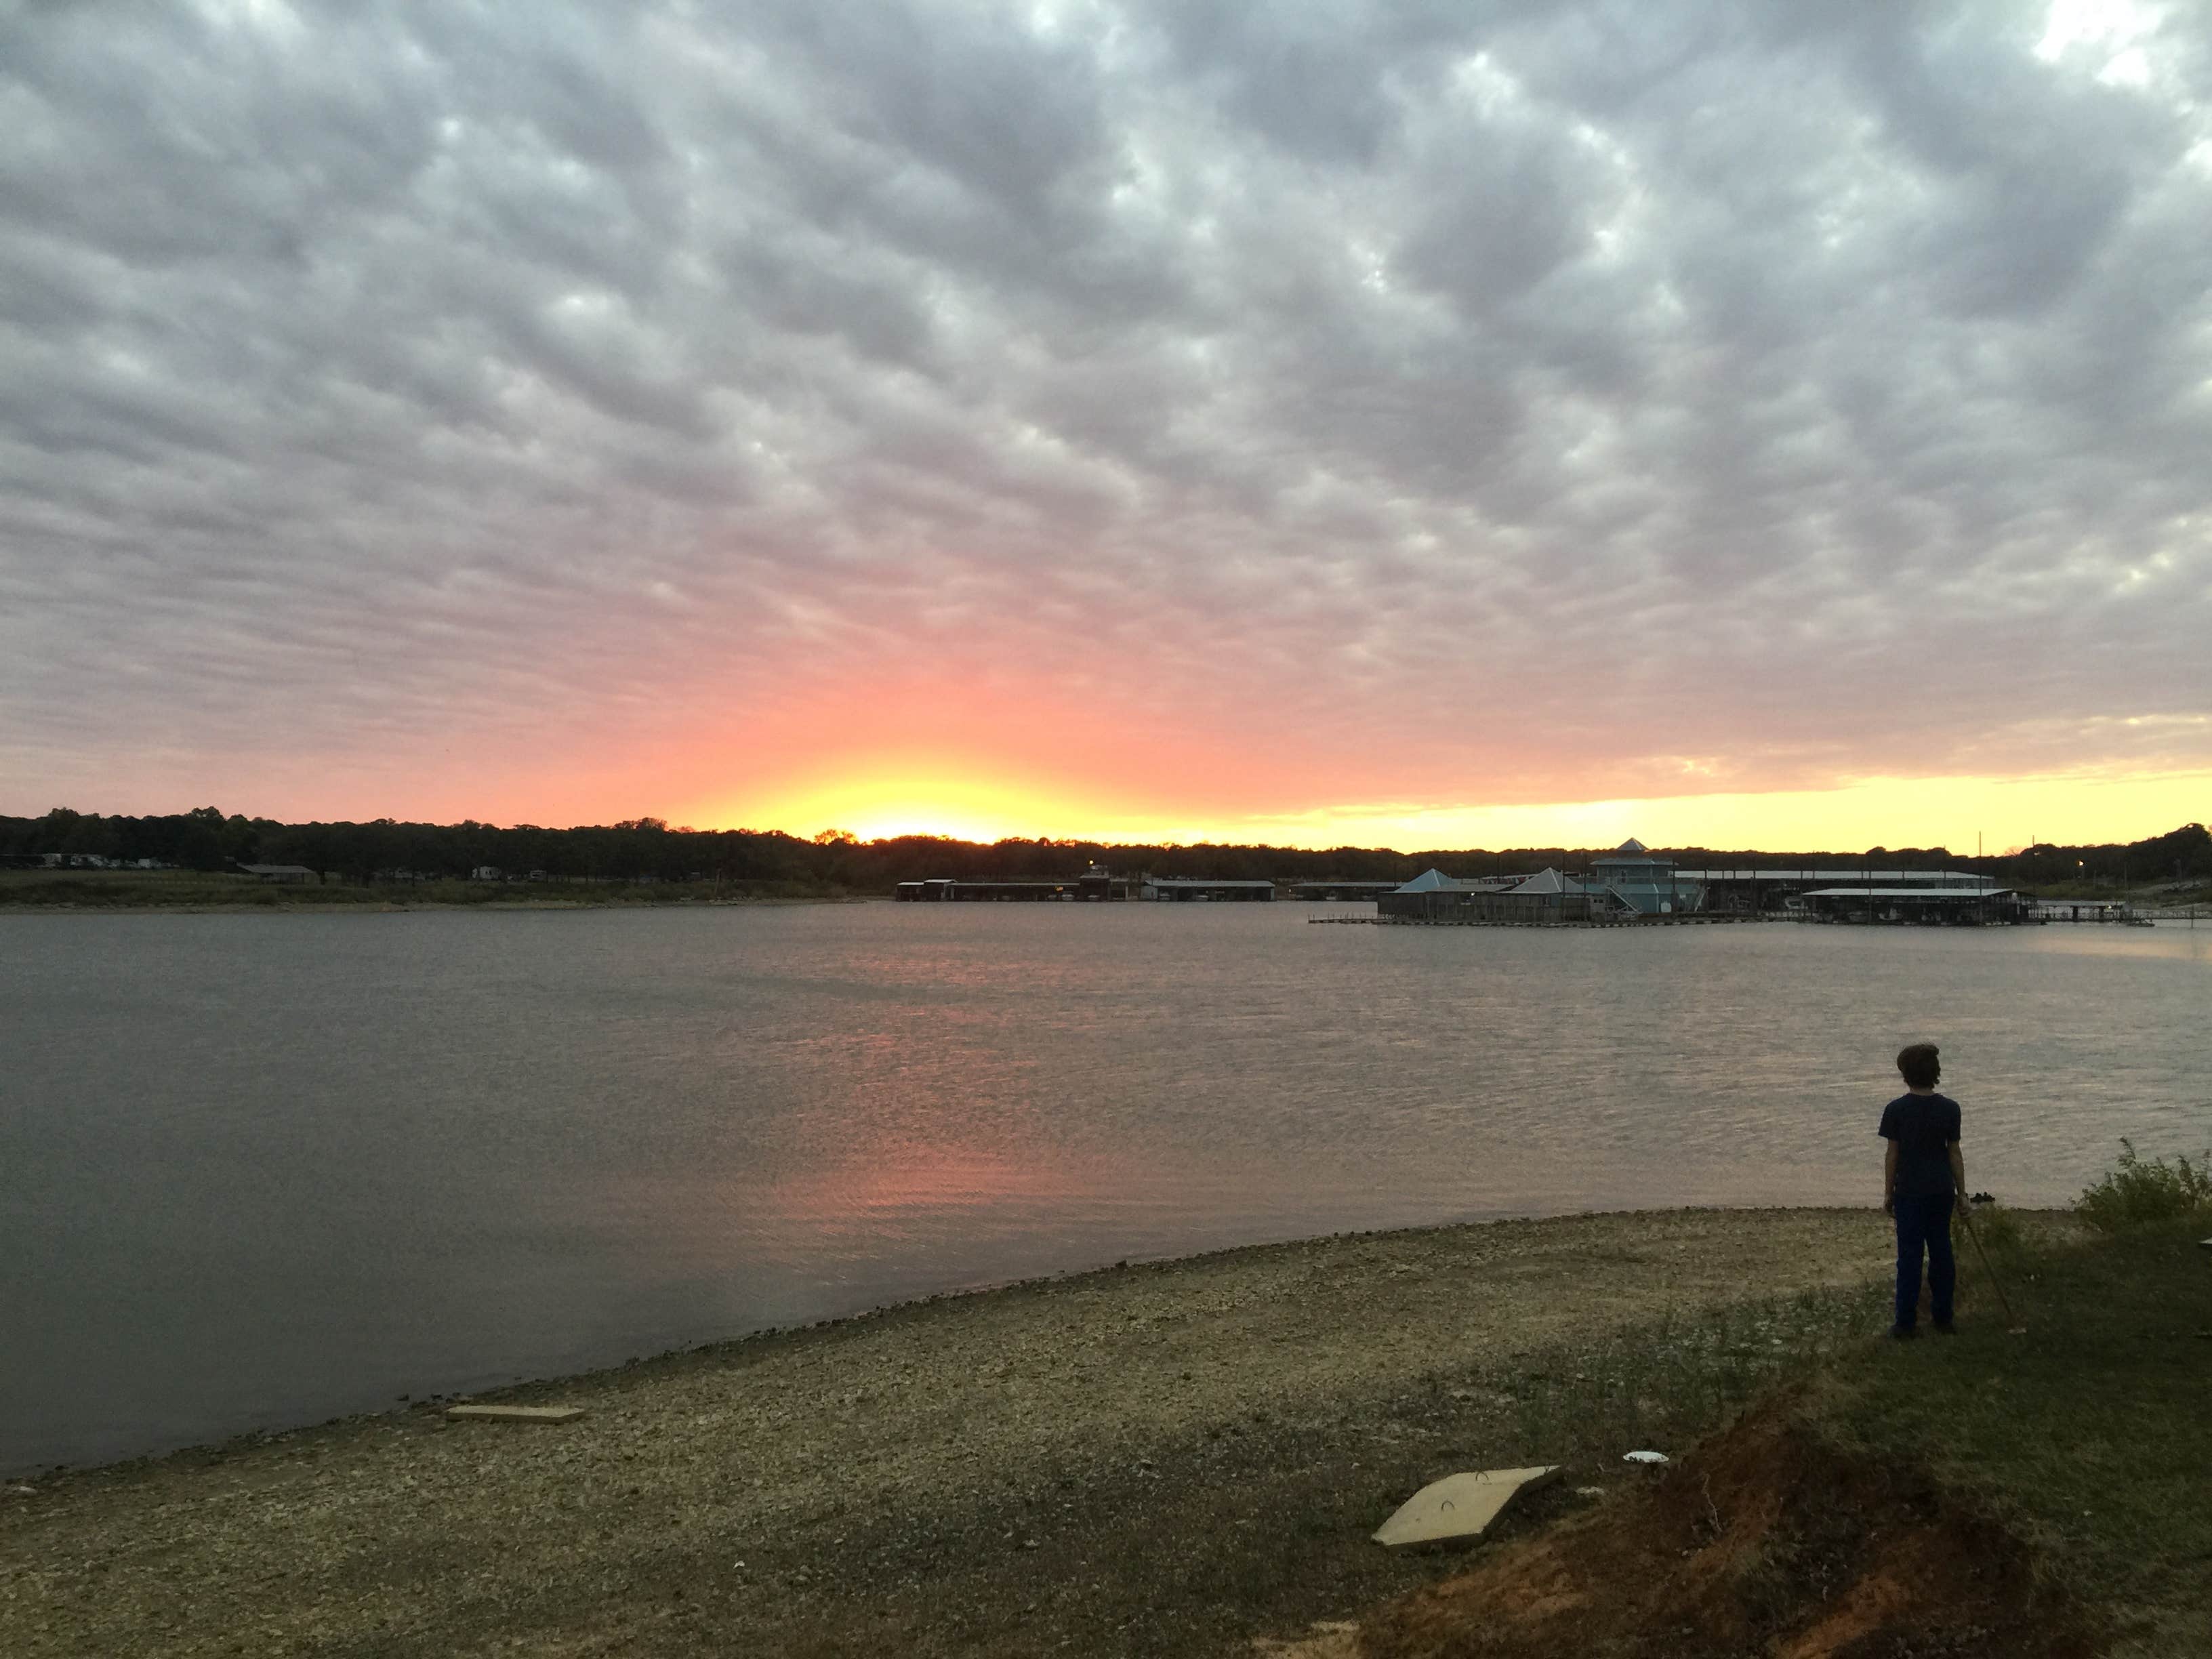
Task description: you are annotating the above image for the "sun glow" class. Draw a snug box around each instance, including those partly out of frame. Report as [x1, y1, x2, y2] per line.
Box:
[690, 755, 1151, 846]
[1227, 769, 2212, 855]
[689, 758, 2209, 853]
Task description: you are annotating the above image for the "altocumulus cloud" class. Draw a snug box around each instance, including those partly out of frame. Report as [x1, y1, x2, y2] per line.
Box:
[1, 0, 2209, 823]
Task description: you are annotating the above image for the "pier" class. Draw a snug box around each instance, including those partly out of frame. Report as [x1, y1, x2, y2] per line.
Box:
[895, 876, 1131, 901]
[1316, 913, 1759, 928]
[2029, 900, 2156, 925]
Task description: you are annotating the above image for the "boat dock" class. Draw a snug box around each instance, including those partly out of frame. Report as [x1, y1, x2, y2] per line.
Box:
[2030, 901, 2158, 925]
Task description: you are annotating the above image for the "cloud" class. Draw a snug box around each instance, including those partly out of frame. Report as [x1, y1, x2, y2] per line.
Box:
[0, 0, 2207, 832]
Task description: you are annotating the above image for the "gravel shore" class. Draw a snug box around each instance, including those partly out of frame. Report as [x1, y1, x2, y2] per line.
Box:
[2, 1208, 1900, 1657]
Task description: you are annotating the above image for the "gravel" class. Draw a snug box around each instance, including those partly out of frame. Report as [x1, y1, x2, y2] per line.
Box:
[0, 1208, 1898, 1657]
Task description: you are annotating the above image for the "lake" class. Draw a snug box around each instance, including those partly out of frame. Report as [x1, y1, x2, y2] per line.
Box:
[3, 902, 2207, 1473]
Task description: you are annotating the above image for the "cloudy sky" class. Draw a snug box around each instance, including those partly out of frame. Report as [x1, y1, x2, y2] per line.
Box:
[2, 0, 2207, 848]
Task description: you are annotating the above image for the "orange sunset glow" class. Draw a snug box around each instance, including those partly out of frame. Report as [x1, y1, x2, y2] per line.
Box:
[696, 764, 2212, 856]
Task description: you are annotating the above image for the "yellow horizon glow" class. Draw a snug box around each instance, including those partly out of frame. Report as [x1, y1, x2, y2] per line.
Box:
[688, 757, 1135, 846]
[689, 763, 2211, 853]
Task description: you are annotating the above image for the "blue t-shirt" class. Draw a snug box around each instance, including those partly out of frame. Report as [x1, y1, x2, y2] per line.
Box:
[1879, 1092, 1961, 1198]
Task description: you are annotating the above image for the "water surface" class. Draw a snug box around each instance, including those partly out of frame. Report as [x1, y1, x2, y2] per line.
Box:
[4, 903, 2207, 1471]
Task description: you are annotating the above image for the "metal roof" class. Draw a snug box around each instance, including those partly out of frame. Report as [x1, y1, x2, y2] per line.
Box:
[1392, 869, 1525, 894]
[1508, 868, 1586, 895]
[1675, 869, 1997, 885]
[1801, 887, 2015, 900]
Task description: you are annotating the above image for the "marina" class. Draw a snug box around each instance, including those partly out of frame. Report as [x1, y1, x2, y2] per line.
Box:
[897, 841, 2047, 924]
[1374, 843, 2030, 927]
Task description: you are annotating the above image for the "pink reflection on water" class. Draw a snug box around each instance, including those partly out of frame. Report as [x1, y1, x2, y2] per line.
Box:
[756, 1140, 1143, 1237]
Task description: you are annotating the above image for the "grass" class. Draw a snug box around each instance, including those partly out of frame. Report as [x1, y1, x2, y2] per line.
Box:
[1345, 1202, 2205, 1658]
[1804, 1219, 2212, 1655]
[1486, 1280, 1888, 1464]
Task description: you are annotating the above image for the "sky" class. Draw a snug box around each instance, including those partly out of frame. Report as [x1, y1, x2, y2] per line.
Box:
[2, 0, 2208, 852]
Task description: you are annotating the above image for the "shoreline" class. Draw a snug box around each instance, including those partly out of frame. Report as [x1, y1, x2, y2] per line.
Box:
[15, 1204, 1883, 1482]
[0, 893, 869, 915]
[4, 1206, 1949, 1657]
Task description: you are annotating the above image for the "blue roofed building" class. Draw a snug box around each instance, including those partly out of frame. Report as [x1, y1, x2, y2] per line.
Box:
[1377, 840, 1704, 923]
[1587, 839, 1702, 916]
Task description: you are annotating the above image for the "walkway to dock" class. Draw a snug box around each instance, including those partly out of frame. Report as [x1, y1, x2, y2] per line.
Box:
[1309, 914, 1759, 928]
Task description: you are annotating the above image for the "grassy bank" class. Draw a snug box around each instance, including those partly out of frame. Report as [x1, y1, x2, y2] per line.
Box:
[1354, 1211, 2210, 1659]
[1807, 1218, 2211, 1654]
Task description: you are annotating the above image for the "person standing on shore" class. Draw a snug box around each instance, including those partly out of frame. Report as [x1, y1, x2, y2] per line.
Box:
[1879, 1042, 1967, 1339]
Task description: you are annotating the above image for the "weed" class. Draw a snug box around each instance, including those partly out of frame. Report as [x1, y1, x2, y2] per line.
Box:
[1964, 1201, 2030, 1269]
[2074, 1138, 2212, 1233]
[1965, 1201, 2022, 1252]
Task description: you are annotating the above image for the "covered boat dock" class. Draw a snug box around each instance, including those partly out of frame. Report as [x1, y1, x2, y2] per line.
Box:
[1801, 886, 2028, 925]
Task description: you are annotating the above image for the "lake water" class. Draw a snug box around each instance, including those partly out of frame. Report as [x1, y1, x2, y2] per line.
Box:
[4, 903, 2208, 1473]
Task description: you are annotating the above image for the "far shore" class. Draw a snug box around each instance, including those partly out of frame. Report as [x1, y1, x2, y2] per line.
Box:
[2, 1206, 1973, 1658]
[0, 890, 868, 914]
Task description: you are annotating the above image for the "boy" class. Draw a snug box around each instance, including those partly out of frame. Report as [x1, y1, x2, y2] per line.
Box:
[1879, 1042, 1967, 1338]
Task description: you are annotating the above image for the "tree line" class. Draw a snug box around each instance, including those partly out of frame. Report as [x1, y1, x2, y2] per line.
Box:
[5, 806, 2207, 894]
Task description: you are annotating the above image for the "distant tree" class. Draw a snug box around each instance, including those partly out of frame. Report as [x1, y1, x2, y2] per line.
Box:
[7, 806, 2202, 897]
[174, 806, 230, 870]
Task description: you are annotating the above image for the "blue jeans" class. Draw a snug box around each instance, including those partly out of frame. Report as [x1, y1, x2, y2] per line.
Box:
[1893, 1193, 1956, 1330]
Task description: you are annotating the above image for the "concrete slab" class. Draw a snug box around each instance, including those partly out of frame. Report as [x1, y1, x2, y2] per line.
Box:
[443, 1404, 587, 1424]
[1372, 1465, 1559, 1547]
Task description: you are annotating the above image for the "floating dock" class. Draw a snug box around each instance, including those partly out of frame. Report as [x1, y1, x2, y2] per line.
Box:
[2030, 901, 2156, 925]
[1315, 914, 1759, 928]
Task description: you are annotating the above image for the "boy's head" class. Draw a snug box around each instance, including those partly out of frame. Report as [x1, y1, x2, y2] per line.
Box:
[1896, 1042, 1942, 1090]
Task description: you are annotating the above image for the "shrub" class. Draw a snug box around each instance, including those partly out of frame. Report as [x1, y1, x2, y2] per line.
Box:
[1966, 1200, 2027, 1259]
[2075, 1139, 2212, 1233]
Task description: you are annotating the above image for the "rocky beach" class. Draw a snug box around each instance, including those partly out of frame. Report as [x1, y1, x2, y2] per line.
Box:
[2, 1208, 1903, 1657]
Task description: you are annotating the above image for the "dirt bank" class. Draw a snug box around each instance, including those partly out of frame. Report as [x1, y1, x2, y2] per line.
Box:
[1, 1209, 1910, 1657]
[1354, 1403, 2093, 1659]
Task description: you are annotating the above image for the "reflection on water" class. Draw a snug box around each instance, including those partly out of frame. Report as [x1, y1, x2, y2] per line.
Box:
[3, 905, 2208, 1471]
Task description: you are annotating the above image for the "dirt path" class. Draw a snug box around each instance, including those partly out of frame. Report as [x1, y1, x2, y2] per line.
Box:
[1, 1208, 1897, 1657]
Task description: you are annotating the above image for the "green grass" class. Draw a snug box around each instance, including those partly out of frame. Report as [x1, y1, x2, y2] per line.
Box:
[1806, 1221, 2212, 1654]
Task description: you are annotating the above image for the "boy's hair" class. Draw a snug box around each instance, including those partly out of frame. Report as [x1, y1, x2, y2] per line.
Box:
[1896, 1042, 1942, 1090]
